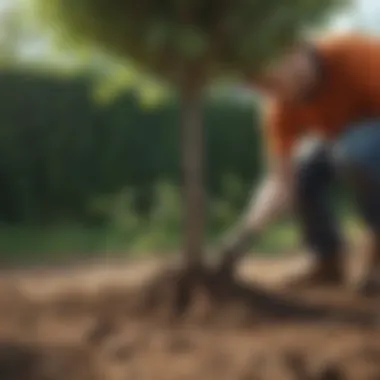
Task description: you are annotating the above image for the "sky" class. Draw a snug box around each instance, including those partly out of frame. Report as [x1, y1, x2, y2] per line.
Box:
[332, 0, 380, 31]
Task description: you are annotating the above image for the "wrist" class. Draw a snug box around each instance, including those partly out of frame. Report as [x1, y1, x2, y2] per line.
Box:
[218, 226, 257, 275]
[223, 224, 257, 258]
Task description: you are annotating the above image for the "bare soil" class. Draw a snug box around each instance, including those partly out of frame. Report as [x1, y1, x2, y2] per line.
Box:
[1, 255, 380, 380]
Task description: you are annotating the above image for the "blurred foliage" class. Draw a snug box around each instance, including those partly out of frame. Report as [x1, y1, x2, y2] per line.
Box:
[92, 63, 170, 108]
[0, 67, 261, 225]
[32, 0, 348, 85]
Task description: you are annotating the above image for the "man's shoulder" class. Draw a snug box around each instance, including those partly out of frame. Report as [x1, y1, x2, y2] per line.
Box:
[313, 31, 366, 44]
[314, 32, 380, 55]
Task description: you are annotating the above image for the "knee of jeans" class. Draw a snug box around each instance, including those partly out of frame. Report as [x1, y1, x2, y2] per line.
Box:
[332, 143, 357, 181]
[293, 140, 331, 199]
[333, 122, 380, 183]
[334, 136, 380, 229]
[333, 140, 374, 185]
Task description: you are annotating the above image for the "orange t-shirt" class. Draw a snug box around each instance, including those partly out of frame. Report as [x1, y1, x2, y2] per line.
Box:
[264, 33, 380, 158]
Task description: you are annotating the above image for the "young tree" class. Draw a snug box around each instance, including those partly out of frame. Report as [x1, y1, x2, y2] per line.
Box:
[33, 0, 346, 272]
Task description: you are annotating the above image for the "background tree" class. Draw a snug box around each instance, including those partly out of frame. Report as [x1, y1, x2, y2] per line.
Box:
[32, 0, 346, 272]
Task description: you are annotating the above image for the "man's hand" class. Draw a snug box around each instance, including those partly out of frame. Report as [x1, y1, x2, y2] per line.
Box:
[215, 158, 293, 278]
[217, 223, 258, 277]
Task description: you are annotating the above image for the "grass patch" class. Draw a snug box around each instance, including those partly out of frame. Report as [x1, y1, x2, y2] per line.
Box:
[0, 182, 364, 265]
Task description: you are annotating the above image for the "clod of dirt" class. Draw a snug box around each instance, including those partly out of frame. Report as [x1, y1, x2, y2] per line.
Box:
[239, 354, 267, 380]
[110, 342, 135, 361]
[102, 335, 137, 362]
[252, 352, 345, 380]
[335, 346, 380, 380]
[166, 334, 195, 354]
[0, 341, 104, 380]
[203, 350, 234, 377]
[38, 345, 104, 380]
[318, 364, 343, 380]
[0, 342, 37, 380]
[359, 346, 380, 363]
[86, 318, 116, 346]
[45, 284, 138, 321]
[283, 352, 313, 379]
[0, 285, 38, 332]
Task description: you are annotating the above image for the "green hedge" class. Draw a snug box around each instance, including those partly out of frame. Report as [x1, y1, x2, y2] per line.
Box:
[0, 68, 262, 224]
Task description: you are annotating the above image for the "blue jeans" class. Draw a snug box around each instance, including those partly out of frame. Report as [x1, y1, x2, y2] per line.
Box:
[293, 119, 380, 259]
[335, 120, 380, 184]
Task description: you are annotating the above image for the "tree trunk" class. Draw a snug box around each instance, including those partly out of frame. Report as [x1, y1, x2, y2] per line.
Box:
[180, 86, 204, 269]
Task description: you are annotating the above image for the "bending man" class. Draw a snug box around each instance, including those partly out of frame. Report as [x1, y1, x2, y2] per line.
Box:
[219, 33, 380, 294]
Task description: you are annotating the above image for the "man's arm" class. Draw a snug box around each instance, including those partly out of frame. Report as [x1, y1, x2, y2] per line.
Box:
[243, 157, 292, 232]
[218, 156, 293, 271]
[216, 97, 300, 273]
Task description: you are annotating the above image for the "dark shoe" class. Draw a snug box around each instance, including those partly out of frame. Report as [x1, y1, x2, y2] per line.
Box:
[285, 255, 345, 289]
[357, 233, 380, 297]
[357, 273, 380, 297]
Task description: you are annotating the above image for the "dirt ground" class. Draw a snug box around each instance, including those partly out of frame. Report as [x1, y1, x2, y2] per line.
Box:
[1, 255, 380, 380]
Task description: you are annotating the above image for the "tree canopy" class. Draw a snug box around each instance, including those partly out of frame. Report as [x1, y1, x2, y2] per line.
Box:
[34, 0, 347, 85]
